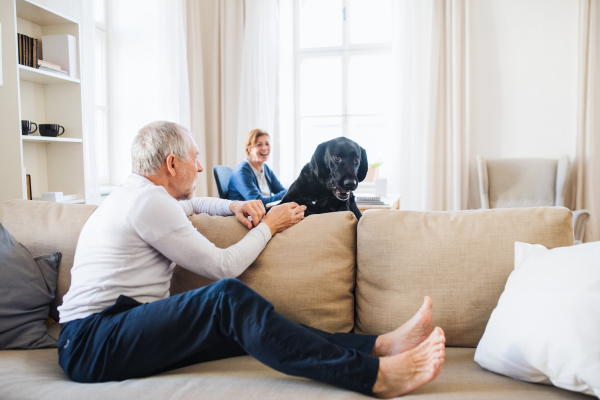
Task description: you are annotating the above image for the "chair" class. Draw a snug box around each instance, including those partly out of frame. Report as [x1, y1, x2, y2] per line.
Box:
[477, 155, 590, 244]
[213, 166, 233, 199]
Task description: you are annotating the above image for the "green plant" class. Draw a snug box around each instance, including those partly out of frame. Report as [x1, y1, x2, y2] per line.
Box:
[369, 159, 384, 168]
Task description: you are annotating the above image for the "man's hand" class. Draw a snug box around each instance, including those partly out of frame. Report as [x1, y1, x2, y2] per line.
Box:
[230, 200, 266, 230]
[263, 202, 307, 236]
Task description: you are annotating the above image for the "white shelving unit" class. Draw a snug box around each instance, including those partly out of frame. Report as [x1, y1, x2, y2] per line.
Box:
[0, 0, 87, 220]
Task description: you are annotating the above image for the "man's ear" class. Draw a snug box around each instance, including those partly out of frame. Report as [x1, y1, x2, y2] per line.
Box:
[166, 154, 177, 176]
[357, 146, 368, 182]
[310, 141, 329, 179]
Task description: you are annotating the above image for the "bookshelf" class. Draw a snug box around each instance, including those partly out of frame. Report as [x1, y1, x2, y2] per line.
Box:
[0, 0, 86, 221]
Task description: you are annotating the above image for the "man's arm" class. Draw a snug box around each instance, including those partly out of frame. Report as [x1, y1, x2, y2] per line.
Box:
[135, 194, 305, 280]
[179, 197, 233, 217]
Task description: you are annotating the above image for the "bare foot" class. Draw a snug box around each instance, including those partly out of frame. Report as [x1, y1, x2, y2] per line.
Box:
[372, 327, 446, 399]
[371, 296, 434, 357]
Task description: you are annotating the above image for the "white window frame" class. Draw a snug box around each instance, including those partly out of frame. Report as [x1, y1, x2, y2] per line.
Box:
[292, 0, 392, 176]
[95, 0, 110, 185]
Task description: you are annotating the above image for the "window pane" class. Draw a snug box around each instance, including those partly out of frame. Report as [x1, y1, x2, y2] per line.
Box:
[299, 0, 342, 48]
[348, 116, 389, 170]
[95, 35, 106, 107]
[300, 56, 342, 116]
[347, 53, 391, 115]
[95, 109, 109, 182]
[300, 117, 343, 165]
[349, 0, 392, 44]
[94, 0, 105, 25]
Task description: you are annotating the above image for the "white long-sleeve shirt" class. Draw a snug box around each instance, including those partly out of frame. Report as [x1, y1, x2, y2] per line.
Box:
[58, 173, 272, 323]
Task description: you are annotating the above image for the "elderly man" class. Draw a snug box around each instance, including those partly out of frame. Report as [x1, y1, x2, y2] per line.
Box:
[57, 121, 445, 398]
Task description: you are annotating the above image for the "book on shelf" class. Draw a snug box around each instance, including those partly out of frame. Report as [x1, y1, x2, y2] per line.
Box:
[355, 196, 386, 206]
[26, 174, 32, 200]
[17, 33, 40, 69]
[38, 59, 62, 70]
[355, 196, 382, 202]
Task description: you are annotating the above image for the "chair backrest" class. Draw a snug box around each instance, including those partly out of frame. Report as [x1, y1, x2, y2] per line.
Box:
[477, 155, 569, 209]
[213, 166, 233, 199]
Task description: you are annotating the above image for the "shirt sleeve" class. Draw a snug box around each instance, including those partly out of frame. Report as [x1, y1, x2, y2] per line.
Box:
[132, 191, 272, 280]
[179, 197, 234, 217]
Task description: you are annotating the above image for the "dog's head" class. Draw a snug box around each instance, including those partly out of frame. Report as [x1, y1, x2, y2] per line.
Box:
[310, 137, 368, 201]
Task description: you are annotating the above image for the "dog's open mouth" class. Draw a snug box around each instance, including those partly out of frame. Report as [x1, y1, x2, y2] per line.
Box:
[333, 187, 350, 201]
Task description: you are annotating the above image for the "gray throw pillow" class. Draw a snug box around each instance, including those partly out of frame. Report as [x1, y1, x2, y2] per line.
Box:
[0, 223, 61, 349]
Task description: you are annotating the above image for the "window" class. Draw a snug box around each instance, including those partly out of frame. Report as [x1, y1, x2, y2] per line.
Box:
[281, 0, 393, 182]
[94, 0, 110, 185]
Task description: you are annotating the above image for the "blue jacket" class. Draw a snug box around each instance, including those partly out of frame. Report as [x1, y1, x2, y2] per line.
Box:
[228, 160, 287, 207]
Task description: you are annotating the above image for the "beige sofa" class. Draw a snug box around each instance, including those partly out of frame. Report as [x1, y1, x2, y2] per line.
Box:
[0, 200, 589, 400]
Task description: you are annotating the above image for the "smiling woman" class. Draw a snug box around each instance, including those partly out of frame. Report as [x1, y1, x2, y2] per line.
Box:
[227, 129, 288, 207]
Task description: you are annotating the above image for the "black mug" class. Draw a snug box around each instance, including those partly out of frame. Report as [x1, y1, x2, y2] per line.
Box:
[21, 120, 38, 136]
[39, 124, 65, 137]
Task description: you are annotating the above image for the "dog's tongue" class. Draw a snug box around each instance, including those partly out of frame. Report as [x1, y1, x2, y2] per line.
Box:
[334, 187, 350, 200]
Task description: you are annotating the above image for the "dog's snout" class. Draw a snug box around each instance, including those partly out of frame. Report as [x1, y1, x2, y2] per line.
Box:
[343, 179, 357, 190]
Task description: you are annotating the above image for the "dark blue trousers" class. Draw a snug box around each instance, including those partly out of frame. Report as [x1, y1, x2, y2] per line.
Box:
[58, 278, 379, 395]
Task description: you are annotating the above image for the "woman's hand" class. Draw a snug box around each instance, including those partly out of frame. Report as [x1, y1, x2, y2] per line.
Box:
[230, 200, 265, 229]
[262, 203, 306, 236]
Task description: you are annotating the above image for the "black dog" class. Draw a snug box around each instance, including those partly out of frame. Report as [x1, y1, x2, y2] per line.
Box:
[280, 137, 368, 220]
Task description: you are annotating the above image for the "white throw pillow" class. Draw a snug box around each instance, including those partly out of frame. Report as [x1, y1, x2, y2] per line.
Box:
[474, 241, 600, 397]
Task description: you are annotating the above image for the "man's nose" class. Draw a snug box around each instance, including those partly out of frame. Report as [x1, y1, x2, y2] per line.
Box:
[197, 162, 204, 173]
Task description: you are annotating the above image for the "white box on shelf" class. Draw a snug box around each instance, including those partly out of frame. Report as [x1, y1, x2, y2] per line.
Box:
[41, 34, 77, 79]
[375, 178, 388, 198]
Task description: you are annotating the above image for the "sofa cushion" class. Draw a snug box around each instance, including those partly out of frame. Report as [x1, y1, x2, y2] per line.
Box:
[0, 222, 61, 349]
[0, 347, 589, 400]
[2, 200, 98, 320]
[171, 212, 357, 333]
[355, 207, 574, 347]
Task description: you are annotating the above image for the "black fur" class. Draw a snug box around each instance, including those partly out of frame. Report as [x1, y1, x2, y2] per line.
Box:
[280, 137, 368, 220]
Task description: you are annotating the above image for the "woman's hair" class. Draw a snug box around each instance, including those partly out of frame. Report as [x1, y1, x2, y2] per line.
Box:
[244, 129, 270, 157]
[132, 121, 192, 176]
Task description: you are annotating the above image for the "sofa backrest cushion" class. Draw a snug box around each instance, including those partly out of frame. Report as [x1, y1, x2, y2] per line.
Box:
[355, 207, 573, 347]
[171, 212, 357, 333]
[2, 200, 98, 320]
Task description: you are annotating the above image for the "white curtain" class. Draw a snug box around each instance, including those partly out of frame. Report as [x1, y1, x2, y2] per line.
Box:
[236, 0, 280, 171]
[391, 0, 470, 211]
[107, 0, 190, 186]
[573, 0, 600, 242]
[186, 0, 245, 197]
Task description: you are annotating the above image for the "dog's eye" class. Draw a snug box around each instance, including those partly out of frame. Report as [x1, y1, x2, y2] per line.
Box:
[334, 156, 341, 162]
[355, 157, 360, 163]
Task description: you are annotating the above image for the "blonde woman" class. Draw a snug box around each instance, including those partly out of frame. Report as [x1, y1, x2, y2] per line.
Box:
[228, 129, 287, 207]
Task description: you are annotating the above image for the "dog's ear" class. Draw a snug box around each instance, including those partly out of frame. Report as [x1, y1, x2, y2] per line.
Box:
[310, 142, 329, 179]
[357, 146, 368, 182]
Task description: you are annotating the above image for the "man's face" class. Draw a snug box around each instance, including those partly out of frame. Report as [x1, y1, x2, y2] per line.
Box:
[175, 136, 203, 200]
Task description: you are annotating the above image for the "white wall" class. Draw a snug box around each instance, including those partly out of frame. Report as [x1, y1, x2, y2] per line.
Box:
[468, 0, 580, 207]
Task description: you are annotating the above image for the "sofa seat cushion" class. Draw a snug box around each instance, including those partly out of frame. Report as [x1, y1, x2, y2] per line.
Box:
[0, 348, 589, 400]
[170, 212, 358, 333]
[355, 207, 574, 347]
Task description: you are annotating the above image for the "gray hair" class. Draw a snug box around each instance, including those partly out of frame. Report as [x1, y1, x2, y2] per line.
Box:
[132, 121, 192, 176]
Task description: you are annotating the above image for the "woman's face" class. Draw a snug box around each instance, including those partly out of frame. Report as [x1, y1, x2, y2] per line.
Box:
[248, 135, 270, 163]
